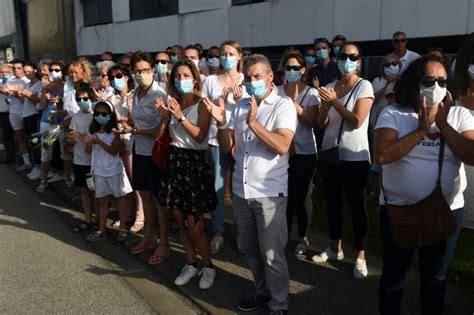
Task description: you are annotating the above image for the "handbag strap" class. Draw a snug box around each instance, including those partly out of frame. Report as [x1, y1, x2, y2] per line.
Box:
[299, 86, 310, 105]
[336, 79, 363, 144]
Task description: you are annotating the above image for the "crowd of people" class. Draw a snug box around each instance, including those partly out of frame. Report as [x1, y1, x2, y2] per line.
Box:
[1, 30, 474, 315]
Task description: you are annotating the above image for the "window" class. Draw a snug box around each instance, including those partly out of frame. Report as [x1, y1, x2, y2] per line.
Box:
[129, 0, 179, 20]
[83, 0, 112, 26]
[232, 0, 267, 5]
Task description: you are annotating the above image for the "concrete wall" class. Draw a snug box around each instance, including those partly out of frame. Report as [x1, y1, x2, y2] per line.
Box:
[74, 0, 474, 55]
[0, 0, 16, 38]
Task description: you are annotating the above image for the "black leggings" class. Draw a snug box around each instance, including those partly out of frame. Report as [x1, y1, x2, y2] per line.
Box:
[0, 112, 16, 161]
[321, 160, 370, 250]
[22, 114, 40, 165]
[287, 154, 317, 237]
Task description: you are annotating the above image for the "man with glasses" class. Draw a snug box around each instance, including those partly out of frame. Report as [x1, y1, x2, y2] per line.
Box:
[154, 52, 171, 90]
[392, 31, 420, 73]
[307, 37, 341, 88]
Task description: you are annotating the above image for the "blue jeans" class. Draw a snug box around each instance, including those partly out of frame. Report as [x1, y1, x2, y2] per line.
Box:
[378, 206, 464, 315]
[207, 145, 233, 235]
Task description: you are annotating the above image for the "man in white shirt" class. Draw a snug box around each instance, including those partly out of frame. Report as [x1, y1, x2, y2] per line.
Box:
[209, 54, 297, 314]
[392, 31, 420, 73]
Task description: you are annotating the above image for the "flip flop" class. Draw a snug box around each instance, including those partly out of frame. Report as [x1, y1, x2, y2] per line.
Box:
[131, 238, 157, 255]
[148, 244, 170, 265]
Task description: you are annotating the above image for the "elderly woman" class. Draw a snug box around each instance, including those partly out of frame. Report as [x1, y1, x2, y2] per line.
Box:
[375, 55, 474, 314]
[94, 60, 115, 100]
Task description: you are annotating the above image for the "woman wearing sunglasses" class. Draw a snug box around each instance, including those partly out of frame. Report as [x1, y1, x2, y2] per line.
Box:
[154, 52, 171, 91]
[375, 55, 474, 314]
[314, 43, 374, 280]
[276, 53, 320, 255]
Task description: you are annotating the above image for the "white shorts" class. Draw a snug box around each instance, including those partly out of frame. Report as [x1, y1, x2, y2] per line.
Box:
[9, 112, 23, 131]
[94, 170, 133, 198]
[40, 122, 56, 162]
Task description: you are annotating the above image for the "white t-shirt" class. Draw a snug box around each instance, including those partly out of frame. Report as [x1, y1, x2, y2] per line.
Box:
[322, 79, 374, 161]
[0, 82, 9, 113]
[399, 49, 420, 73]
[70, 111, 93, 166]
[276, 85, 320, 154]
[92, 132, 124, 177]
[375, 104, 474, 209]
[6, 77, 28, 114]
[63, 78, 80, 117]
[202, 73, 248, 146]
[131, 81, 166, 156]
[22, 80, 42, 117]
[169, 101, 208, 150]
[229, 91, 297, 199]
[370, 77, 395, 130]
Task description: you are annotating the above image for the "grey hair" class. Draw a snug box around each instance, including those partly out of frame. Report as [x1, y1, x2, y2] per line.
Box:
[97, 60, 116, 73]
[379, 53, 400, 77]
[243, 54, 272, 72]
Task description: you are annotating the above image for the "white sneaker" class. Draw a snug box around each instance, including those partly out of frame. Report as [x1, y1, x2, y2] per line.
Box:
[36, 180, 48, 193]
[312, 247, 344, 263]
[353, 258, 368, 280]
[16, 164, 32, 172]
[210, 235, 224, 254]
[174, 264, 199, 286]
[27, 167, 41, 180]
[198, 267, 216, 289]
[47, 173, 64, 183]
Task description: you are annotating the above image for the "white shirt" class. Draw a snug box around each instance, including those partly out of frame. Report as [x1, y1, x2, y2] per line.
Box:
[376, 104, 474, 209]
[92, 132, 124, 177]
[5, 77, 28, 114]
[63, 78, 80, 117]
[370, 77, 395, 129]
[70, 111, 93, 166]
[131, 81, 166, 156]
[110, 91, 133, 120]
[229, 91, 297, 199]
[202, 74, 248, 146]
[0, 82, 9, 113]
[322, 79, 374, 161]
[277, 85, 320, 154]
[399, 49, 420, 73]
[169, 101, 208, 150]
[22, 80, 42, 117]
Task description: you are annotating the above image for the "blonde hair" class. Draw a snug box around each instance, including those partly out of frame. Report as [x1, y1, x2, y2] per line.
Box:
[69, 57, 93, 83]
[219, 40, 243, 72]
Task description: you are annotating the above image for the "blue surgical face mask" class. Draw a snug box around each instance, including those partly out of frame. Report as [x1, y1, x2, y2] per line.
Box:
[316, 49, 329, 60]
[333, 46, 341, 56]
[207, 57, 220, 68]
[78, 100, 92, 113]
[245, 79, 268, 98]
[95, 114, 110, 125]
[175, 79, 194, 95]
[155, 63, 168, 75]
[338, 59, 359, 75]
[220, 56, 238, 70]
[171, 55, 179, 64]
[112, 77, 126, 91]
[1, 75, 11, 83]
[305, 56, 316, 65]
[284, 70, 301, 84]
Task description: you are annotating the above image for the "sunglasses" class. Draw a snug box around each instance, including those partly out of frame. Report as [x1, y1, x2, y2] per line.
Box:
[207, 55, 219, 59]
[49, 68, 61, 72]
[108, 73, 123, 80]
[286, 65, 303, 71]
[76, 97, 90, 102]
[121, 63, 130, 67]
[94, 112, 110, 117]
[155, 60, 169, 65]
[339, 53, 359, 62]
[420, 77, 447, 88]
[306, 54, 316, 58]
[393, 38, 407, 44]
[384, 62, 399, 68]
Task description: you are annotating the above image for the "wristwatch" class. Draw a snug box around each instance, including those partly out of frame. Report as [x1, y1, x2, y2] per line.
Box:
[132, 128, 137, 135]
[178, 115, 186, 123]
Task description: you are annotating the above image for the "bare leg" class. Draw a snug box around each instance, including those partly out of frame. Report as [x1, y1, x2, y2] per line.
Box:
[187, 214, 212, 266]
[80, 187, 93, 224]
[172, 209, 197, 264]
[98, 196, 109, 233]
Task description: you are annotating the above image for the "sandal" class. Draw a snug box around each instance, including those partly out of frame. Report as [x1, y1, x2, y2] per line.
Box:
[116, 229, 129, 242]
[148, 243, 170, 265]
[72, 221, 93, 233]
[86, 230, 105, 242]
[130, 237, 157, 255]
[130, 221, 145, 234]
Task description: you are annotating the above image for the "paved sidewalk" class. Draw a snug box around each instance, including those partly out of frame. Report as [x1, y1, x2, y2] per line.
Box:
[7, 160, 474, 314]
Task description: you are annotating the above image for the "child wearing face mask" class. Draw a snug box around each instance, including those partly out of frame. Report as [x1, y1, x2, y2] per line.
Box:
[84, 101, 133, 242]
[68, 85, 96, 232]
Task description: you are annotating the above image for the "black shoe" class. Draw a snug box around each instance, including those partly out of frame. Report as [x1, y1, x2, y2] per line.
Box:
[237, 291, 271, 312]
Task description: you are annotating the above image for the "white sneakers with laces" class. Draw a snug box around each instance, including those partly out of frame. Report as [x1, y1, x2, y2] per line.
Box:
[311, 247, 344, 263]
[198, 267, 216, 289]
[210, 235, 224, 254]
[174, 264, 216, 289]
[353, 258, 368, 280]
[174, 264, 199, 286]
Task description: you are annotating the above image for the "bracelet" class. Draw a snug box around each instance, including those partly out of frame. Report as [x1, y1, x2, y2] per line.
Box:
[217, 121, 228, 130]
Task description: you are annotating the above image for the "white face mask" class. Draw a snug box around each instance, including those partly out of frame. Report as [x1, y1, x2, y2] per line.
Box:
[468, 64, 474, 79]
[420, 81, 446, 108]
[384, 64, 400, 76]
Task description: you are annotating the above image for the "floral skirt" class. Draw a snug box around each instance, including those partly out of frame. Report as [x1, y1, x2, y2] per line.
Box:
[159, 146, 217, 216]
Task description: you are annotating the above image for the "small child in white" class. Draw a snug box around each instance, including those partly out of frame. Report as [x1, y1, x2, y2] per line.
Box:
[84, 101, 132, 241]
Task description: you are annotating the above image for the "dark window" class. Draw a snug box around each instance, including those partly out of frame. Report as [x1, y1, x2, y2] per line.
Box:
[232, 0, 267, 5]
[129, 0, 179, 20]
[83, 0, 112, 26]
